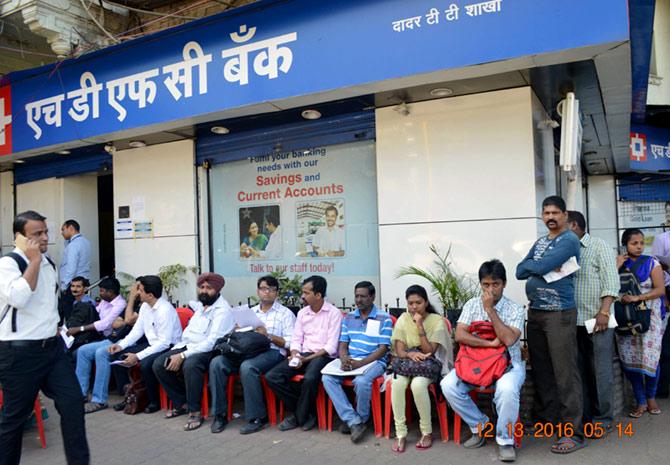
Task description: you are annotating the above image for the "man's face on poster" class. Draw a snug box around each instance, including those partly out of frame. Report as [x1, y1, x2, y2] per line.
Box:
[325, 209, 337, 228]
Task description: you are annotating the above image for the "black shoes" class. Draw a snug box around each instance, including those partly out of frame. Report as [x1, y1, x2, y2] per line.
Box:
[339, 422, 351, 434]
[112, 400, 127, 411]
[211, 414, 228, 434]
[301, 415, 317, 431]
[278, 414, 298, 431]
[239, 417, 268, 435]
[144, 404, 160, 414]
[350, 423, 367, 443]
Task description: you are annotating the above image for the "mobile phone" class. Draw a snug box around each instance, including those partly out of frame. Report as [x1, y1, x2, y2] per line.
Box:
[289, 356, 300, 367]
[618, 245, 627, 255]
[15, 234, 29, 253]
[164, 356, 171, 368]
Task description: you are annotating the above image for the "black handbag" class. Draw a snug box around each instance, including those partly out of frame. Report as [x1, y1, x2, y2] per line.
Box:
[615, 256, 652, 336]
[390, 350, 443, 385]
[214, 331, 271, 364]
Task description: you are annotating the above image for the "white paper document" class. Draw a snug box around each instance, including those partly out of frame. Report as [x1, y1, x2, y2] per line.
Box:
[584, 313, 618, 334]
[543, 256, 580, 283]
[110, 360, 127, 366]
[231, 305, 264, 329]
[59, 326, 75, 349]
[321, 358, 376, 377]
[365, 319, 381, 337]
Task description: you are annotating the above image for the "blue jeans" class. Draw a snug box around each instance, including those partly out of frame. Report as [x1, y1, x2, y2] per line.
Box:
[209, 349, 284, 419]
[322, 362, 386, 427]
[624, 364, 661, 406]
[441, 362, 526, 446]
[75, 339, 112, 404]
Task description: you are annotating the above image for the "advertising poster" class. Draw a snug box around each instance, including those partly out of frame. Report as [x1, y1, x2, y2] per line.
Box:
[210, 140, 380, 305]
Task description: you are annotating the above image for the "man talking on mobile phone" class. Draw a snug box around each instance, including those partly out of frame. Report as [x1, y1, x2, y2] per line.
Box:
[0, 210, 90, 465]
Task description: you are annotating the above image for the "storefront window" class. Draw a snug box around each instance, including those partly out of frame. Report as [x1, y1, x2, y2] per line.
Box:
[209, 140, 380, 306]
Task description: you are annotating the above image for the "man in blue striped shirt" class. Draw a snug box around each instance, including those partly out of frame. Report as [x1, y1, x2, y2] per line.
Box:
[322, 281, 392, 443]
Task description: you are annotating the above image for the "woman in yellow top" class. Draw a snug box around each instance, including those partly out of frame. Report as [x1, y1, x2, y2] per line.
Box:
[390, 285, 452, 452]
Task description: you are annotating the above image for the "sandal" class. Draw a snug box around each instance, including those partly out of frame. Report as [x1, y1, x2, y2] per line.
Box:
[551, 437, 587, 454]
[84, 402, 107, 414]
[649, 407, 662, 415]
[629, 406, 648, 418]
[647, 400, 662, 415]
[415, 434, 433, 450]
[391, 437, 406, 453]
[184, 414, 204, 431]
[165, 406, 187, 419]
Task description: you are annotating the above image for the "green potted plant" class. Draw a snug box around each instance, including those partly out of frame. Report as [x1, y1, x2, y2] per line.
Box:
[271, 269, 303, 314]
[158, 264, 199, 305]
[395, 244, 478, 328]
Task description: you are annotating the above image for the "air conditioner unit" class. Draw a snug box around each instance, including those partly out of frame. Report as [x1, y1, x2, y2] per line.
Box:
[558, 92, 582, 172]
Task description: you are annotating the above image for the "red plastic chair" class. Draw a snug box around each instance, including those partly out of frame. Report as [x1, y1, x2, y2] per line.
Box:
[277, 374, 328, 430]
[224, 374, 279, 425]
[0, 390, 46, 448]
[159, 307, 197, 411]
[453, 388, 522, 449]
[383, 377, 449, 441]
[159, 373, 209, 418]
[176, 307, 194, 329]
[326, 376, 383, 437]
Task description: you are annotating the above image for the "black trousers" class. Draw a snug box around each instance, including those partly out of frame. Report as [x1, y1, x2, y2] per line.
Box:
[58, 289, 74, 325]
[0, 337, 89, 465]
[264, 353, 331, 425]
[527, 308, 584, 439]
[110, 343, 166, 407]
[153, 349, 212, 413]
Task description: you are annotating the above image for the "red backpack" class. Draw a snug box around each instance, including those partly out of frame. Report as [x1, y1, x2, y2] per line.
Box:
[454, 321, 511, 388]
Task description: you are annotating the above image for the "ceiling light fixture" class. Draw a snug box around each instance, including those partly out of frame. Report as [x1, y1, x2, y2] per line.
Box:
[57, 150, 71, 155]
[430, 87, 454, 97]
[211, 126, 230, 135]
[301, 109, 322, 120]
[128, 140, 146, 148]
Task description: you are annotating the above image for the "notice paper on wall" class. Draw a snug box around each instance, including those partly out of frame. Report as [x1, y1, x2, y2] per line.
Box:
[115, 219, 133, 239]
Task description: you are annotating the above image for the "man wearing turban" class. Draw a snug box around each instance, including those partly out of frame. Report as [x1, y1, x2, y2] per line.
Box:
[153, 272, 234, 431]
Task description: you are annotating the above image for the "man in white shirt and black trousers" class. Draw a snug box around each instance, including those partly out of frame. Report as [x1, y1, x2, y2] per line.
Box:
[0, 210, 90, 465]
[108, 275, 182, 413]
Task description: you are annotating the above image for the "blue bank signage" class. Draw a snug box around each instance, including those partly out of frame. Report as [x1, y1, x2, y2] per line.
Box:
[0, 0, 628, 156]
[630, 124, 670, 172]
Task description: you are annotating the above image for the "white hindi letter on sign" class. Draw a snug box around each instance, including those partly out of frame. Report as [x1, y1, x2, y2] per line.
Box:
[25, 94, 65, 140]
[67, 72, 103, 122]
[425, 8, 440, 25]
[106, 69, 159, 122]
[162, 41, 213, 101]
[221, 25, 298, 86]
[445, 4, 460, 21]
[253, 32, 297, 80]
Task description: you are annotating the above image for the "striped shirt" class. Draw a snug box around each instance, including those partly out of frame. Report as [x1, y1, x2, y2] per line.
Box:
[574, 233, 620, 325]
[458, 295, 526, 364]
[340, 306, 393, 367]
[252, 300, 296, 356]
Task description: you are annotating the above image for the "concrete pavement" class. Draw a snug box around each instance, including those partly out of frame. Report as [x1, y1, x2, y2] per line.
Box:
[17, 394, 669, 465]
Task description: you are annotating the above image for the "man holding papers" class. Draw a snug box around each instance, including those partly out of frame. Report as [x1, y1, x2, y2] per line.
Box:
[568, 211, 619, 432]
[322, 282, 392, 443]
[516, 196, 585, 454]
[208, 275, 295, 435]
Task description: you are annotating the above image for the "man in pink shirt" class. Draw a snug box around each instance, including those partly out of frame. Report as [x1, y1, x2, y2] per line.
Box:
[266, 275, 342, 431]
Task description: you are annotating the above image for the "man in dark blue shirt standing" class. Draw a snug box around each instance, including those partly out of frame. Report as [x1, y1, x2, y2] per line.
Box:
[516, 196, 585, 454]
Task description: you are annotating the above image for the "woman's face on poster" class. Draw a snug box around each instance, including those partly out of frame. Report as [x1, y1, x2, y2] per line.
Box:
[249, 222, 259, 236]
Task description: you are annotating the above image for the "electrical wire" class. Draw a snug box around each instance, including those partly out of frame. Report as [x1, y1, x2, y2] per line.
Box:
[102, 0, 199, 20]
[79, 0, 120, 44]
[0, 45, 56, 58]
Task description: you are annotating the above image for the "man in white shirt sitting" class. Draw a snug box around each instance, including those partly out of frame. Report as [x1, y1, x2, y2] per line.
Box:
[108, 275, 182, 413]
[153, 273, 234, 431]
